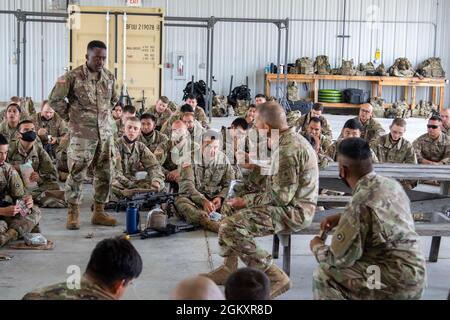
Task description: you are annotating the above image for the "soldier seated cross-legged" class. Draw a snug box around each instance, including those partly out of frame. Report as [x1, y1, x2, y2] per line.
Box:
[111, 117, 165, 202]
[0, 133, 41, 247]
[201, 101, 319, 299]
[8, 119, 67, 208]
[310, 138, 426, 300]
[175, 130, 235, 233]
[138, 113, 169, 165]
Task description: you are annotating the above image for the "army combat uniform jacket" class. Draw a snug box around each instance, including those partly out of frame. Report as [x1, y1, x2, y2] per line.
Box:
[413, 133, 450, 164]
[371, 134, 417, 164]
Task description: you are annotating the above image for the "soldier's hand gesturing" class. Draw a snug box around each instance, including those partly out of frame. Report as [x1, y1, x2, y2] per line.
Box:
[212, 197, 222, 210]
[23, 195, 34, 209]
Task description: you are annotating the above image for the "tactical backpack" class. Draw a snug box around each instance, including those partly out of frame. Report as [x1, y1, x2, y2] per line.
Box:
[384, 101, 410, 119]
[343, 89, 369, 104]
[227, 85, 251, 107]
[182, 80, 215, 108]
[417, 57, 446, 78]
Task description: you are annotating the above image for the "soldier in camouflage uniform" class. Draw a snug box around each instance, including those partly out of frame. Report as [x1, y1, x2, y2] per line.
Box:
[327, 119, 379, 162]
[144, 96, 173, 131]
[413, 116, 450, 165]
[296, 103, 333, 139]
[48, 40, 119, 230]
[161, 104, 202, 137]
[441, 108, 450, 136]
[8, 120, 66, 208]
[182, 110, 206, 146]
[111, 102, 123, 121]
[311, 138, 426, 300]
[138, 113, 169, 165]
[245, 104, 257, 129]
[0, 134, 41, 247]
[305, 117, 333, 168]
[0, 101, 21, 142]
[115, 105, 136, 139]
[22, 237, 142, 300]
[33, 100, 69, 161]
[351, 104, 385, 145]
[185, 94, 209, 128]
[202, 102, 319, 299]
[176, 130, 235, 233]
[112, 117, 165, 200]
[371, 118, 416, 164]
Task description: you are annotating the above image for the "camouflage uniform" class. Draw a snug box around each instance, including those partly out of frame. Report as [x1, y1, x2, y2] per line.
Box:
[32, 112, 69, 159]
[48, 63, 118, 205]
[327, 140, 379, 163]
[0, 121, 19, 142]
[144, 104, 172, 131]
[112, 137, 165, 198]
[115, 118, 125, 139]
[138, 131, 169, 165]
[161, 108, 208, 136]
[353, 117, 385, 145]
[175, 150, 234, 227]
[296, 113, 333, 139]
[22, 277, 115, 300]
[371, 134, 417, 164]
[219, 128, 318, 271]
[312, 172, 426, 300]
[413, 133, 450, 164]
[8, 140, 65, 208]
[0, 162, 41, 237]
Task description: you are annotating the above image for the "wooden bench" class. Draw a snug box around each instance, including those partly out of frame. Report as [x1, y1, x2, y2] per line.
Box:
[272, 208, 450, 276]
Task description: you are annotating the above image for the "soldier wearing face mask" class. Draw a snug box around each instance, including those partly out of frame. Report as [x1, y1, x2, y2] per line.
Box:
[7, 119, 66, 208]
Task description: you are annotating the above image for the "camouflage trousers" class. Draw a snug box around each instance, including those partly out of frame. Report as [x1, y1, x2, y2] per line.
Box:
[30, 182, 67, 208]
[313, 262, 425, 300]
[111, 178, 158, 201]
[56, 144, 68, 173]
[65, 137, 114, 205]
[0, 206, 41, 237]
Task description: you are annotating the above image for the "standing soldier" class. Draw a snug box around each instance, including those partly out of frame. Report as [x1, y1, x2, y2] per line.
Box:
[48, 40, 118, 230]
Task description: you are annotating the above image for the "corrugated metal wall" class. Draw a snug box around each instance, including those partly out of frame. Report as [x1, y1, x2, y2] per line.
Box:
[1, 0, 449, 107]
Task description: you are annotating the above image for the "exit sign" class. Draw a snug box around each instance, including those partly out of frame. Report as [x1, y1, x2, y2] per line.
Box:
[126, 0, 142, 7]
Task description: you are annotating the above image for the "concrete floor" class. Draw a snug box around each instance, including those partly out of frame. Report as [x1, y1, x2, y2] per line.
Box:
[1, 114, 449, 300]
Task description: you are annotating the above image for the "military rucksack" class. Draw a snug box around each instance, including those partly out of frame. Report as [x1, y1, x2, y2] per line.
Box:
[412, 100, 438, 118]
[370, 97, 385, 118]
[287, 81, 299, 102]
[417, 57, 445, 78]
[314, 55, 331, 75]
[389, 58, 415, 77]
[234, 100, 249, 116]
[295, 57, 314, 75]
[376, 63, 388, 76]
[211, 95, 228, 117]
[384, 101, 410, 119]
[357, 62, 376, 76]
[168, 101, 178, 112]
[227, 85, 251, 107]
[338, 59, 357, 76]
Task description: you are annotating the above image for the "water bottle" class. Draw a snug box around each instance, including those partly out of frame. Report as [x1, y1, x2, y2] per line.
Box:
[126, 206, 140, 235]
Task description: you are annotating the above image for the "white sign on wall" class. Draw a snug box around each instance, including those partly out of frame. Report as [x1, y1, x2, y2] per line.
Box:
[126, 0, 142, 7]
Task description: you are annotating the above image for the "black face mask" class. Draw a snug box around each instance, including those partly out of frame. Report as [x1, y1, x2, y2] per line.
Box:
[21, 131, 37, 142]
[123, 135, 136, 144]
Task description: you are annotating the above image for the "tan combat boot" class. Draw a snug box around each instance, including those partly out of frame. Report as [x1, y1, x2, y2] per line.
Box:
[0, 229, 19, 247]
[200, 254, 238, 285]
[265, 264, 291, 298]
[199, 215, 220, 233]
[91, 202, 117, 226]
[67, 203, 80, 230]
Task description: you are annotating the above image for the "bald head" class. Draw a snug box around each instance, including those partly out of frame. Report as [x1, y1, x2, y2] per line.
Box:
[172, 120, 187, 131]
[255, 101, 288, 130]
[171, 276, 224, 300]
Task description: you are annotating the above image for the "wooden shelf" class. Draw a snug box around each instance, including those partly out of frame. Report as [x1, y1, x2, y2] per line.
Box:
[265, 73, 448, 110]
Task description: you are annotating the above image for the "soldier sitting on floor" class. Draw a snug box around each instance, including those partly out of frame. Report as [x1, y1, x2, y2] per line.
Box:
[175, 130, 234, 233]
[0, 133, 41, 247]
[138, 113, 169, 165]
[144, 96, 173, 132]
[0, 101, 22, 143]
[111, 117, 165, 201]
[22, 237, 142, 300]
[245, 104, 257, 129]
[8, 119, 66, 208]
[115, 105, 136, 139]
[33, 100, 69, 161]
[310, 138, 426, 300]
[413, 115, 450, 165]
